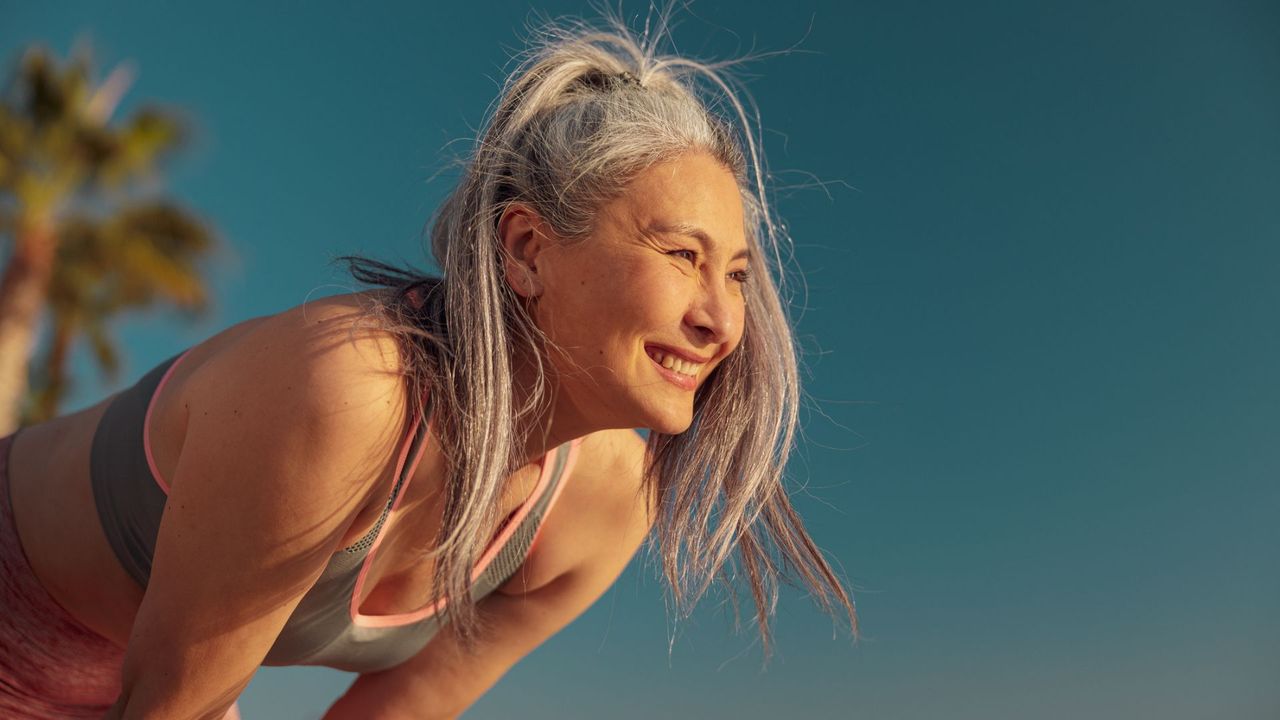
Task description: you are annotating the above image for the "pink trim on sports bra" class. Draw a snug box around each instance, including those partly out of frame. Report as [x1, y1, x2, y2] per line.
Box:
[143, 347, 193, 494]
[525, 438, 582, 555]
[349, 419, 577, 629]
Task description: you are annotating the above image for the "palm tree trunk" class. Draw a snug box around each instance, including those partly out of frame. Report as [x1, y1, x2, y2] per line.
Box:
[33, 322, 74, 423]
[0, 223, 56, 435]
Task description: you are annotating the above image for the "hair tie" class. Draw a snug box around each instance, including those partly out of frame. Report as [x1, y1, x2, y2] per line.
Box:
[576, 69, 642, 93]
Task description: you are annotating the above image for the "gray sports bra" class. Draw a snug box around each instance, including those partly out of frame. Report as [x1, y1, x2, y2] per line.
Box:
[90, 348, 580, 673]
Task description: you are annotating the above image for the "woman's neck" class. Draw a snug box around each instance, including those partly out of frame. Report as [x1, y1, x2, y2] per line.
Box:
[508, 345, 599, 465]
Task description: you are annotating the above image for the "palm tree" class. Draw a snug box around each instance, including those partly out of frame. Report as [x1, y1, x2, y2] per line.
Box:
[0, 42, 217, 434]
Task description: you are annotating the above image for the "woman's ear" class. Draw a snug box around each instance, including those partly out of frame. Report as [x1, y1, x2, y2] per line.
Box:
[498, 203, 548, 298]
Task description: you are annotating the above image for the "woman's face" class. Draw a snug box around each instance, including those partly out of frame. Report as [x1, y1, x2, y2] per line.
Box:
[523, 151, 752, 435]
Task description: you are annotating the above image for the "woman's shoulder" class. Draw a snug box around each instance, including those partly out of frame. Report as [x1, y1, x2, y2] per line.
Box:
[172, 290, 412, 489]
[188, 291, 407, 413]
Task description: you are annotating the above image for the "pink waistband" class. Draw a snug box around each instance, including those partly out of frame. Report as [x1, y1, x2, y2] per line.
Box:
[0, 432, 126, 716]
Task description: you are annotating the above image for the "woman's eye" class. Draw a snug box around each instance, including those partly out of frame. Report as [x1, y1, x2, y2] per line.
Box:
[668, 249, 697, 263]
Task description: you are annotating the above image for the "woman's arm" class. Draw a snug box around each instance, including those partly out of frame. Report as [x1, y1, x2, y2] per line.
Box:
[105, 310, 409, 719]
[324, 428, 653, 720]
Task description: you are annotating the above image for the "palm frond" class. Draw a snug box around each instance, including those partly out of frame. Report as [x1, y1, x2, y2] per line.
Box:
[0, 44, 219, 422]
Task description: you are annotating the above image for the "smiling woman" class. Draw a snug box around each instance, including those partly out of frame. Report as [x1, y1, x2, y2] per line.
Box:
[0, 7, 856, 720]
[503, 151, 750, 434]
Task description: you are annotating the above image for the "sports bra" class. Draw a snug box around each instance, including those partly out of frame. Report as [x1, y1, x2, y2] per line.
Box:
[89, 347, 581, 673]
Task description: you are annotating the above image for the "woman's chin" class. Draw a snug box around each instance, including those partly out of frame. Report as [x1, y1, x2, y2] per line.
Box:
[643, 410, 694, 436]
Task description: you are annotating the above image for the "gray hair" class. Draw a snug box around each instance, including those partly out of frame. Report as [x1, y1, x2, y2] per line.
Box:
[340, 8, 857, 657]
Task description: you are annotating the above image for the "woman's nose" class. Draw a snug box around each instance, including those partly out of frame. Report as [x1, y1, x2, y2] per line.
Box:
[684, 278, 741, 345]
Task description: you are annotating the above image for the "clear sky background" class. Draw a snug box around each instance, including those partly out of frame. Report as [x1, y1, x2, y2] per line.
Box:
[3, 1, 1277, 718]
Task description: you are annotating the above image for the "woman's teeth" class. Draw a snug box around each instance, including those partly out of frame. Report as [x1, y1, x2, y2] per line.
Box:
[650, 350, 704, 377]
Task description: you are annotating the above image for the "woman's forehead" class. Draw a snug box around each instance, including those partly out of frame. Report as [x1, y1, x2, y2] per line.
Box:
[603, 162, 745, 233]
[624, 152, 740, 204]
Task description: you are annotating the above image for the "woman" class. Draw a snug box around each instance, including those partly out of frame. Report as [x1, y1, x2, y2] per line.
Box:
[0, 15, 857, 719]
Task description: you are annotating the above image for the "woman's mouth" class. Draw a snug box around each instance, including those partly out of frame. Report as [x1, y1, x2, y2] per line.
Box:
[645, 346, 703, 391]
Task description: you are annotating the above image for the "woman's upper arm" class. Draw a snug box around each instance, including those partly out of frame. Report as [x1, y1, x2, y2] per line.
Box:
[113, 315, 408, 718]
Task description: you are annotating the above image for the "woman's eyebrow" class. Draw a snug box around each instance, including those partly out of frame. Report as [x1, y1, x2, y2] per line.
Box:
[647, 221, 751, 262]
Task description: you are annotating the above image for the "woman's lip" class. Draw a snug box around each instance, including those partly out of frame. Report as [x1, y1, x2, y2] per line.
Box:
[648, 352, 698, 391]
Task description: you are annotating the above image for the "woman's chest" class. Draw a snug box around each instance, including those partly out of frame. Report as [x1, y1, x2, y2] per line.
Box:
[352, 458, 546, 617]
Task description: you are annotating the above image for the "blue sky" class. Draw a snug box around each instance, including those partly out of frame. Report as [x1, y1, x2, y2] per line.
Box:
[3, 1, 1277, 718]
